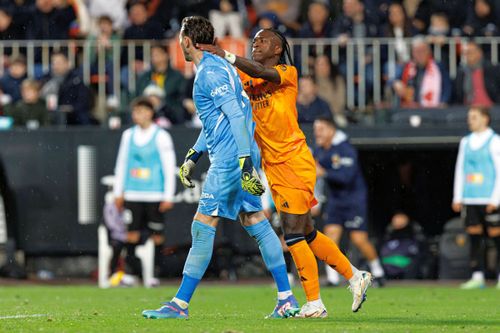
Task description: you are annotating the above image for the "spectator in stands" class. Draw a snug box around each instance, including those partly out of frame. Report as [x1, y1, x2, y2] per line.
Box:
[454, 41, 500, 106]
[463, 0, 499, 37]
[123, 1, 164, 41]
[14, 0, 88, 40]
[252, 0, 301, 29]
[0, 6, 24, 56]
[332, 0, 379, 41]
[333, 0, 379, 104]
[313, 116, 386, 287]
[87, 0, 128, 33]
[86, 15, 121, 99]
[40, 51, 94, 125]
[392, 37, 451, 108]
[296, 75, 332, 124]
[4, 79, 49, 128]
[209, 0, 244, 38]
[250, 12, 290, 38]
[414, 0, 467, 32]
[121, 2, 164, 90]
[452, 106, 500, 290]
[313, 55, 347, 127]
[0, 56, 27, 105]
[427, 12, 450, 46]
[143, 84, 180, 128]
[136, 44, 185, 123]
[426, 12, 451, 68]
[381, 2, 414, 82]
[298, 0, 334, 38]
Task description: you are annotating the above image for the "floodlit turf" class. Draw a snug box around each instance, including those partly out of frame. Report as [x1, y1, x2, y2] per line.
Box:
[0, 283, 499, 333]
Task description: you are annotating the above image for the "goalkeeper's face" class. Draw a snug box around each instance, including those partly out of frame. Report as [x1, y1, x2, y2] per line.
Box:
[179, 29, 193, 62]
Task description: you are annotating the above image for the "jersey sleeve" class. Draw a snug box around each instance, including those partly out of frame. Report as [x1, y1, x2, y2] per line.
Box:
[198, 65, 237, 108]
[274, 64, 298, 87]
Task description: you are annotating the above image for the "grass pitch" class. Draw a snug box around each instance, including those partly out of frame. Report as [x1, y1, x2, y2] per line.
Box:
[0, 283, 499, 333]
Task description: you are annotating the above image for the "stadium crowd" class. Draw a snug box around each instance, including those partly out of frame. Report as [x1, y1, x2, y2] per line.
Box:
[0, 0, 500, 127]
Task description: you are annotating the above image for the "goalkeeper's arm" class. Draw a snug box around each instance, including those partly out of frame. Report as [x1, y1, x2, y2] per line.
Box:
[179, 131, 206, 188]
[220, 99, 264, 196]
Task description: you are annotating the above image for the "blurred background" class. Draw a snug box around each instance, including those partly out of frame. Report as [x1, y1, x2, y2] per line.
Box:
[0, 0, 499, 285]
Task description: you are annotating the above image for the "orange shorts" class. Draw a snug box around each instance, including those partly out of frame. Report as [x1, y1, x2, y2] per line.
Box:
[263, 149, 318, 215]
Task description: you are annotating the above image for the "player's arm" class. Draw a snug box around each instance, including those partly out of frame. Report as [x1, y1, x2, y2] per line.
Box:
[156, 130, 176, 211]
[196, 43, 281, 83]
[113, 130, 131, 210]
[179, 131, 205, 189]
[488, 136, 500, 210]
[219, 99, 265, 196]
[452, 138, 466, 212]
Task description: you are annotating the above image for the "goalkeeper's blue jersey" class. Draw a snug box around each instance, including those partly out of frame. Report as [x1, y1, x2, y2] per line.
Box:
[193, 52, 257, 165]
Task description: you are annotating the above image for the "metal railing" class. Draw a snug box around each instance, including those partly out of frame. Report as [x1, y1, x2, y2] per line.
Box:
[1, 37, 499, 115]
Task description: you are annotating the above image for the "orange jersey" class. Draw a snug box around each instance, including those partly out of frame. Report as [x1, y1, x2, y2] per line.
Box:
[238, 65, 308, 164]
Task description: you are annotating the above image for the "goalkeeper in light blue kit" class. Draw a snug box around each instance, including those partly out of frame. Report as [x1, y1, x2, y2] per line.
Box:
[142, 16, 299, 319]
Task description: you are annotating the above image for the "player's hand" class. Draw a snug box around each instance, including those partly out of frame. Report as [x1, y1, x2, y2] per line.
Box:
[452, 202, 462, 213]
[115, 196, 124, 211]
[239, 156, 265, 196]
[179, 148, 203, 188]
[486, 204, 498, 213]
[196, 40, 225, 58]
[159, 201, 174, 212]
[316, 162, 326, 177]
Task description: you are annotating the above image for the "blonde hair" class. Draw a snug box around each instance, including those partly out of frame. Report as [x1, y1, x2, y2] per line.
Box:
[21, 79, 41, 91]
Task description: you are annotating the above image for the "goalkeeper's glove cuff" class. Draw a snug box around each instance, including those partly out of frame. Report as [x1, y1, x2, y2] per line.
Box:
[185, 148, 203, 164]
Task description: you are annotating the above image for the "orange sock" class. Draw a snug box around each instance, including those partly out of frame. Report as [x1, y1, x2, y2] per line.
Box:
[307, 230, 354, 280]
[286, 238, 320, 302]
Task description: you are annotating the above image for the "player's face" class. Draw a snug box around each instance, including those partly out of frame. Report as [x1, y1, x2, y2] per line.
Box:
[467, 109, 488, 132]
[179, 29, 193, 62]
[314, 120, 335, 147]
[252, 30, 280, 63]
[132, 106, 154, 128]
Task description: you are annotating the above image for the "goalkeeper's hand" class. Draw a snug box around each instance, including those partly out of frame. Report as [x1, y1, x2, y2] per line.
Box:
[239, 156, 265, 196]
[179, 148, 202, 188]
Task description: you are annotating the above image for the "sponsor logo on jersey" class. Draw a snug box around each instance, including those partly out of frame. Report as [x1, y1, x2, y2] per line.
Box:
[466, 173, 484, 184]
[201, 192, 215, 199]
[130, 168, 151, 179]
[210, 84, 229, 97]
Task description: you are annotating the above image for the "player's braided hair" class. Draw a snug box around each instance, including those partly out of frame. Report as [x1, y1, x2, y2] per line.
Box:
[264, 28, 294, 66]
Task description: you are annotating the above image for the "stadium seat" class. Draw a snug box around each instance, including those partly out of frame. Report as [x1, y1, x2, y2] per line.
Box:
[98, 224, 156, 288]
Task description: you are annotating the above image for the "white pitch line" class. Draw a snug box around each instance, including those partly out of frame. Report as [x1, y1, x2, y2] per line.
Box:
[0, 314, 48, 320]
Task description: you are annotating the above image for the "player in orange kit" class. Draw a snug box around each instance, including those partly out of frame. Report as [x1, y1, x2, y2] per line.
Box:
[198, 29, 372, 317]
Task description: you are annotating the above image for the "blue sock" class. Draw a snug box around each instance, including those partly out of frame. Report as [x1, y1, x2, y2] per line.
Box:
[244, 219, 291, 292]
[174, 220, 216, 304]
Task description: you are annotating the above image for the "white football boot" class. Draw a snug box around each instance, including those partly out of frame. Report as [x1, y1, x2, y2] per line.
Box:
[349, 271, 372, 312]
[296, 300, 328, 318]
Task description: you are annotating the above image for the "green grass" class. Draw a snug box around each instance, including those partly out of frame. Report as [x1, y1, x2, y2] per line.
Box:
[0, 283, 499, 333]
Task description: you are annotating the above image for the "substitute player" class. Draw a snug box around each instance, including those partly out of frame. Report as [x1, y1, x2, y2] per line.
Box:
[313, 117, 385, 287]
[142, 16, 300, 319]
[452, 106, 500, 289]
[198, 29, 371, 317]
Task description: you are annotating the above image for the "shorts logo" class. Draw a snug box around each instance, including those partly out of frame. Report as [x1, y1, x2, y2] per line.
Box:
[281, 201, 289, 209]
[345, 216, 364, 229]
[201, 192, 215, 199]
[210, 84, 229, 97]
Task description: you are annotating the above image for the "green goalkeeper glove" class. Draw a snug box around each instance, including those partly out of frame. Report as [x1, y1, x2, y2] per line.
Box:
[179, 148, 202, 188]
[239, 156, 265, 196]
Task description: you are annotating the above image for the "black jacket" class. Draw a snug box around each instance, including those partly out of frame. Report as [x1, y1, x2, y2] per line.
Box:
[41, 70, 93, 125]
[453, 62, 500, 104]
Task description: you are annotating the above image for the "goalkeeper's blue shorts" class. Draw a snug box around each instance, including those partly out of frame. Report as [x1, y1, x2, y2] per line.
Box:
[197, 156, 262, 220]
